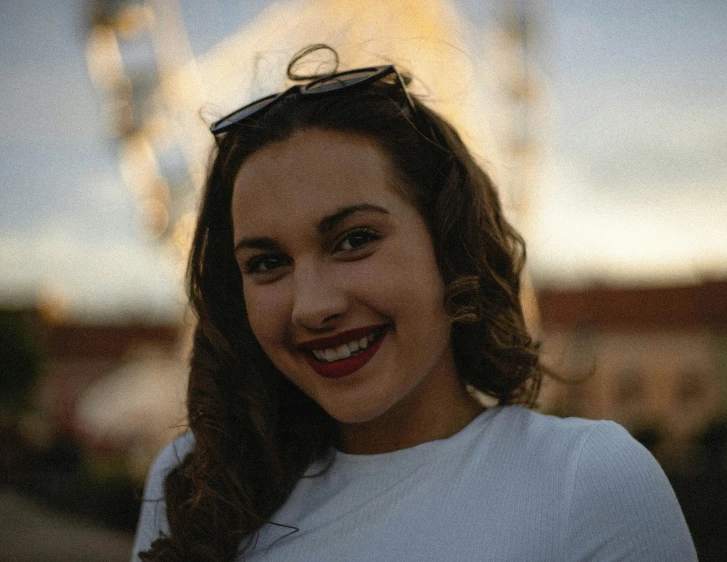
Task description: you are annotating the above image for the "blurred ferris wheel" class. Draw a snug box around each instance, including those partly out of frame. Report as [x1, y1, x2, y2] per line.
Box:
[84, 0, 206, 272]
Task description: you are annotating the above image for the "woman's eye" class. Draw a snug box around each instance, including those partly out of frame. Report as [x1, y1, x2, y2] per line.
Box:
[244, 254, 288, 275]
[335, 228, 381, 252]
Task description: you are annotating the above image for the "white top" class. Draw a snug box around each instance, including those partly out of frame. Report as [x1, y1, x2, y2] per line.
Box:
[131, 405, 697, 561]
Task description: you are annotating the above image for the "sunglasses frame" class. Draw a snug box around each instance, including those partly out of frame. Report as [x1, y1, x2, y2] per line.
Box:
[209, 65, 416, 139]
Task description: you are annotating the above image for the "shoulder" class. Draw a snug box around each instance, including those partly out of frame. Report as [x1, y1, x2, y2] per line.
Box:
[130, 432, 195, 561]
[550, 416, 697, 561]
[462, 406, 617, 499]
[483, 405, 610, 462]
[484, 407, 696, 560]
[143, 432, 195, 498]
[482, 405, 678, 473]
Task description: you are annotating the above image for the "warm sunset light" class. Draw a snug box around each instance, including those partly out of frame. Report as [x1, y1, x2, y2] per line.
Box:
[2, 3, 725, 561]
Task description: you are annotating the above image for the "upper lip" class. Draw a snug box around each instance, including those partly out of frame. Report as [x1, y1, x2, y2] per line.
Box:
[298, 324, 388, 351]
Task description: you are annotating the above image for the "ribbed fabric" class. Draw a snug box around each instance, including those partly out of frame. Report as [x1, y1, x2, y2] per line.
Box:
[131, 406, 697, 561]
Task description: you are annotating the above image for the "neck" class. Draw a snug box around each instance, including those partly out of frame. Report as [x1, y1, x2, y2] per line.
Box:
[337, 376, 486, 455]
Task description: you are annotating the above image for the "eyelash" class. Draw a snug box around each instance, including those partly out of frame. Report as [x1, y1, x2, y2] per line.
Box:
[243, 228, 381, 276]
[334, 227, 381, 253]
[243, 254, 289, 275]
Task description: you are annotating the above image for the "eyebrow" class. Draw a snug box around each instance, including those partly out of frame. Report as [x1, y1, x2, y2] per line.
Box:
[234, 203, 390, 254]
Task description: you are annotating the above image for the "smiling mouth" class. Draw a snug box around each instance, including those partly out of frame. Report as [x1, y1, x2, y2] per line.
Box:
[309, 326, 386, 363]
[302, 326, 389, 379]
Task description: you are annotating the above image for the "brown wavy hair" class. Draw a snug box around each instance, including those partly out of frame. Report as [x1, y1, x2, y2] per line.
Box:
[140, 73, 542, 561]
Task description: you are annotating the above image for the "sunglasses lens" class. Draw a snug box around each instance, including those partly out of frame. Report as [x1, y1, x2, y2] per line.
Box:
[212, 94, 278, 132]
[304, 69, 381, 94]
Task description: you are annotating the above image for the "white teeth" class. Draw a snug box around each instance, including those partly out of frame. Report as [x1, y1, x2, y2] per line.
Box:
[310, 328, 384, 363]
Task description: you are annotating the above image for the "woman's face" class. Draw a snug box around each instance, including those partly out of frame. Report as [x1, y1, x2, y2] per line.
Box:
[231, 128, 468, 439]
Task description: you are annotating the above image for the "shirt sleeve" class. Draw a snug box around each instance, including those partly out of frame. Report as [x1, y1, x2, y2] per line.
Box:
[565, 421, 697, 562]
[129, 433, 194, 562]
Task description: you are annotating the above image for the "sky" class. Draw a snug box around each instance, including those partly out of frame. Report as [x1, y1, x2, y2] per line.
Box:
[1, 0, 725, 321]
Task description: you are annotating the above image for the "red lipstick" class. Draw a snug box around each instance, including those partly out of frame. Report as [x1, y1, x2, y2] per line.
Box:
[300, 325, 389, 379]
[299, 325, 386, 350]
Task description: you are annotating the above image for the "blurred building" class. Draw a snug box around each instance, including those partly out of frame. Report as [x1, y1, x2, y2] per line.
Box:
[1, 307, 185, 479]
[537, 279, 727, 472]
[43, 320, 180, 433]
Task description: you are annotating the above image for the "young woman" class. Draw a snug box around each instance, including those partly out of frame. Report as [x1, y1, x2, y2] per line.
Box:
[132, 47, 696, 561]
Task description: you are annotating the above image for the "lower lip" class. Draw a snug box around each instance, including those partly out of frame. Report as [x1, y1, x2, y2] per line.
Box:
[303, 328, 388, 379]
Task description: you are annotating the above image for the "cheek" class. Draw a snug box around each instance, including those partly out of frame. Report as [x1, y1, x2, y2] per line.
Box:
[242, 283, 290, 348]
[374, 240, 446, 314]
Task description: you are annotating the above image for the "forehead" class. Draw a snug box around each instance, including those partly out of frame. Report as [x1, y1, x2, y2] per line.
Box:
[231, 129, 406, 234]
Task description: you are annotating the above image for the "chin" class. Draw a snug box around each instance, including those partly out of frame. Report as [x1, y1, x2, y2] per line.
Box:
[321, 396, 395, 426]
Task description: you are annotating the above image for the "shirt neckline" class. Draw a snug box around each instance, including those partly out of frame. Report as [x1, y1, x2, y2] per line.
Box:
[314, 406, 502, 474]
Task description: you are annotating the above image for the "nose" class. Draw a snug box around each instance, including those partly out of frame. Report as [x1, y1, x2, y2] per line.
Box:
[291, 262, 348, 331]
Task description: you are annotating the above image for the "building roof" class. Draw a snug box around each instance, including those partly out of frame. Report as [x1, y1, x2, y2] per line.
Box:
[537, 280, 727, 330]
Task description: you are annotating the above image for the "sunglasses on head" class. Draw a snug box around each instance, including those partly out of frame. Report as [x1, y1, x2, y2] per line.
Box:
[209, 65, 416, 141]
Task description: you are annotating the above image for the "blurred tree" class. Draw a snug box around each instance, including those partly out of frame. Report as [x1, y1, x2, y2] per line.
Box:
[0, 311, 45, 417]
